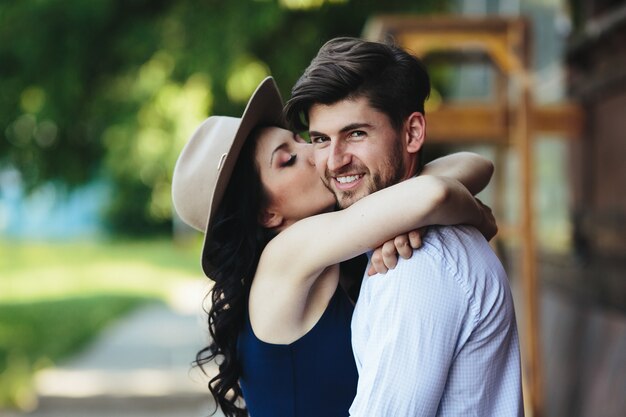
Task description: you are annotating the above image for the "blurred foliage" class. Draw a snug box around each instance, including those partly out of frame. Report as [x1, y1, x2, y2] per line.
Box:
[0, 0, 448, 235]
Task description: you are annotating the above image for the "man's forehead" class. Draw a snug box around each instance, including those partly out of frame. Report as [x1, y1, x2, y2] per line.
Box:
[308, 97, 385, 131]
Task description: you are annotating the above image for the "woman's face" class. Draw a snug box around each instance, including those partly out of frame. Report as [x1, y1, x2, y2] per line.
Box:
[255, 126, 336, 230]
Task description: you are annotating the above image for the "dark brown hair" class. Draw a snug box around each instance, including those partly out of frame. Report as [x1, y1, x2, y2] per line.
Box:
[285, 37, 431, 134]
[196, 127, 275, 417]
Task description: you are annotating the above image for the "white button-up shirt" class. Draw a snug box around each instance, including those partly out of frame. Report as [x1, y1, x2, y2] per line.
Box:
[350, 226, 523, 416]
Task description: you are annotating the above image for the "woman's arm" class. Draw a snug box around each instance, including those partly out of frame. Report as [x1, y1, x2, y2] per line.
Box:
[367, 152, 495, 275]
[421, 152, 494, 195]
[251, 154, 494, 341]
[258, 174, 486, 288]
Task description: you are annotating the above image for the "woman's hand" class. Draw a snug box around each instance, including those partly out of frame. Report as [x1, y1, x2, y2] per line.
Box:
[475, 198, 498, 241]
[366, 198, 496, 277]
[367, 229, 425, 276]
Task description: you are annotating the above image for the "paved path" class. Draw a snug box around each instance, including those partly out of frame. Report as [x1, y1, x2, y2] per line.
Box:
[7, 261, 623, 417]
[7, 281, 225, 417]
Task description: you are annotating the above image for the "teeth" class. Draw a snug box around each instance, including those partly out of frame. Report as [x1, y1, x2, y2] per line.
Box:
[336, 175, 361, 184]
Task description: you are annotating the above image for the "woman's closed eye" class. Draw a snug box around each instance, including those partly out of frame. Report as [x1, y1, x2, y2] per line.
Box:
[282, 154, 297, 167]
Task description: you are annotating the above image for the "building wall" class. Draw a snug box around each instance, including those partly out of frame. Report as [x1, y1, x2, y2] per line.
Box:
[567, 2, 626, 259]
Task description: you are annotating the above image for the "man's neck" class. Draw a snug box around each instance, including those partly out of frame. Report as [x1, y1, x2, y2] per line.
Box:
[404, 160, 421, 180]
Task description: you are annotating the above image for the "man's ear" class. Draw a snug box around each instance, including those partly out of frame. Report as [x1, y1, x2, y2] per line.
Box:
[259, 209, 283, 229]
[405, 112, 426, 154]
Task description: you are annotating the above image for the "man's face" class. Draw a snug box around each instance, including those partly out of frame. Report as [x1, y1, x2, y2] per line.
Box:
[308, 97, 410, 209]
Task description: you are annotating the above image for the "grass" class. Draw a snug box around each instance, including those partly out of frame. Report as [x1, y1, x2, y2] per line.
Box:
[0, 237, 205, 409]
[0, 238, 204, 302]
[0, 295, 150, 408]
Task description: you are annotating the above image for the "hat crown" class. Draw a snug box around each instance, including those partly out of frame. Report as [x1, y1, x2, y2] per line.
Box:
[171, 77, 285, 241]
[172, 116, 240, 231]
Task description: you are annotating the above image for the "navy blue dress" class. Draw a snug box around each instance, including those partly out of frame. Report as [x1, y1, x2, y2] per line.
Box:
[238, 286, 358, 417]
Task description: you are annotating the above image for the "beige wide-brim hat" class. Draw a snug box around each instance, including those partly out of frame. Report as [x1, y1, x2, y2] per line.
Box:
[171, 77, 285, 274]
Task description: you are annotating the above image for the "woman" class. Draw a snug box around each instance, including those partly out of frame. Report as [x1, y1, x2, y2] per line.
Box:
[172, 78, 495, 417]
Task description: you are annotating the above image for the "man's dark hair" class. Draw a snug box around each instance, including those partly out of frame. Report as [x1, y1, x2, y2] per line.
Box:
[284, 37, 431, 133]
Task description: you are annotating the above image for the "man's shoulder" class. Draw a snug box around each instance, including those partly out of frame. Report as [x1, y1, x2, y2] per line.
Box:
[422, 224, 485, 249]
[417, 225, 491, 260]
[409, 226, 512, 319]
[405, 225, 507, 282]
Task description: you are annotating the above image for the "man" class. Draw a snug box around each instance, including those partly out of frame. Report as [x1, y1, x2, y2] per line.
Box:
[285, 37, 524, 416]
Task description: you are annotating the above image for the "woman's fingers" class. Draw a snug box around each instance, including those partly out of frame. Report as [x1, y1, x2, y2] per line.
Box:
[408, 229, 424, 249]
[368, 241, 398, 275]
[475, 198, 498, 241]
[368, 230, 428, 276]
[368, 247, 388, 276]
[394, 235, 413, 259]
[381, 240, 399, 270]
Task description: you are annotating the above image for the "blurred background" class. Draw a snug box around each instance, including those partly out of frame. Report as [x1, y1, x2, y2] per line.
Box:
[0, 0, 624, 416]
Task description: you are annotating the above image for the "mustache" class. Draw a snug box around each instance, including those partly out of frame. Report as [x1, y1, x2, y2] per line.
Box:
[324, 163, 368, 179]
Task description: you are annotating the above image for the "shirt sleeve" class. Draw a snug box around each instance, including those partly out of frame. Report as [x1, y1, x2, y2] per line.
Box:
[350, 226, 523, 417]
[349, 248, 474, 417]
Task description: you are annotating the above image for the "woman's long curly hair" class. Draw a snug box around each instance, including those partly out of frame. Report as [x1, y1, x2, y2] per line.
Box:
[195, 127, 275, 417]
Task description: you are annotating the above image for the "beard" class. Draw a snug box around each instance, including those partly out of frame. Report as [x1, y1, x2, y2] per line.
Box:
[324, 139, 406, 209]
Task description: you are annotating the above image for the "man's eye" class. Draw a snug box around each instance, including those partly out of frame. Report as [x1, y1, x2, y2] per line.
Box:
[311, 136, 328, 144]
[350, 130, 366, 138]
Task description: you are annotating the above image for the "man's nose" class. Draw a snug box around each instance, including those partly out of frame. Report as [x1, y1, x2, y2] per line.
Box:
[306, 150, 316, 167]
[328, 140, 351, 173]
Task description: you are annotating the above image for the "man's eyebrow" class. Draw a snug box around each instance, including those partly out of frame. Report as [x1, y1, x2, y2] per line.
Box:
[308, 130, 326, 138]
[339, 122, 372, 133]
[269, 142, 289, 167]
[309, 123, 373, 138]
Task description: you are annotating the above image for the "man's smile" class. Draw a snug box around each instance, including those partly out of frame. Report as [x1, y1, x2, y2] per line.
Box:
[333, 174, 364, 190]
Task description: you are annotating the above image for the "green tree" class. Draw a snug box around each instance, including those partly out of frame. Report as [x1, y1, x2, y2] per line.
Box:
[0, 0, 446, 235]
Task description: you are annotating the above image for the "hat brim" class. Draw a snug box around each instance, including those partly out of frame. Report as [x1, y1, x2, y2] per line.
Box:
[201, 77, 285, 275]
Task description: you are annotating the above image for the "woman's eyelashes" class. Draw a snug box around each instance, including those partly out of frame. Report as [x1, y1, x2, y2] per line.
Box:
[282, 153, 297, 167]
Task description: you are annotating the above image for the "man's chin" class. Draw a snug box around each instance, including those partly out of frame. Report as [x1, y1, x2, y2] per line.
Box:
[336, 189, 369, 209]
